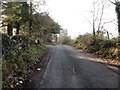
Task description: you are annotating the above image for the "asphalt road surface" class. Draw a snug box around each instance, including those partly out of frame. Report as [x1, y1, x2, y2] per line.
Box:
[37, 45, 118, 88]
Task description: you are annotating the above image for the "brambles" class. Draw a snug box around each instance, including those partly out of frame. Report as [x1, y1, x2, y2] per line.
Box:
[1, 1, 61, 88]
[2, 34, 48, 88]
[72, 33, 119, 60]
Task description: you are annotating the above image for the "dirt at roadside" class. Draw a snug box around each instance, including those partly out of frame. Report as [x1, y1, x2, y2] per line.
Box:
[21, 46, 53, 89]
[84, 50, 120, 68]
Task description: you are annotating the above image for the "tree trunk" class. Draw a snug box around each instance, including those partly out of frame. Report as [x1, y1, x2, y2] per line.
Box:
[7, 22, 13, 36]
[55, 34, 57, 42]
[107, 31, 110, 40]
[93, 22, 96, 45]
[16, 23, 20, 34]
[118, 13, 120, 38]
[115, 3, 120, 38]
[29, 2, 32, 36]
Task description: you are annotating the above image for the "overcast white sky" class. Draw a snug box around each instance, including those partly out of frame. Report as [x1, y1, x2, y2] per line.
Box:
[42, 0, 118, 39]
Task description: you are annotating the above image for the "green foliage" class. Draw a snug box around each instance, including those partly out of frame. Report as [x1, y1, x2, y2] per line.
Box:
[29, 45, 47, 60]
[2, 2, 29, 35]
[51, 22, 61, 34]
[1, 1, 62, 89]
[2, 2, 28, 23]
[2, 33, 48, 88]
[31, 13, 62, 44]
[2, 34, 28, 88]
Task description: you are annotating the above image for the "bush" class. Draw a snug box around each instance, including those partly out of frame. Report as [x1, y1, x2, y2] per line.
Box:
[2, 33, 48, 88]
[2, 34, 29, 88]
[2, 34, 13, 55]
[72, 33, 119, 60]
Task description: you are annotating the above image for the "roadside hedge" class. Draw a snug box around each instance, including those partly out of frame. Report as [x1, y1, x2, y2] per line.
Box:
[2, 34, 47, 89]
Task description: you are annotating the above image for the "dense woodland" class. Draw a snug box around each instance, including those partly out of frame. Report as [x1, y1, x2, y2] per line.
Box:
[1, 0, 120, 89]
[1, 1, 61, 88]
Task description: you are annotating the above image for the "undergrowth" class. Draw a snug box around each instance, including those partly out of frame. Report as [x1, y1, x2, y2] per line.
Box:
[2, 34, 48, 89]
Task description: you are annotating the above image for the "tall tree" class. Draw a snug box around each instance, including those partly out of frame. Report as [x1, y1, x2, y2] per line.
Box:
[2, 2, 15, 36]
[92, 0, 107, 45]
[2, 2, 29, 35]
[29, 1, 32, 36]
[108, 0, 120, 38]
[32, 12, 61, 44]
[82, 0, 109, 45]
[51, 21, 61, 42]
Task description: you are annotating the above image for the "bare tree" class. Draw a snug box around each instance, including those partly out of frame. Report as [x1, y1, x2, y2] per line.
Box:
[82, 0, 115, 44]
[90, 0, 107, 44]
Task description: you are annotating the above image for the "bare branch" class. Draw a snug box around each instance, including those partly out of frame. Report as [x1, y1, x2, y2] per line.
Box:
[80, 13, 93, 26]
[108, 0, 116, 5]
[99, 19, 117, 31]
[94, 2, 100, 22]
[97, 1, 106, 31]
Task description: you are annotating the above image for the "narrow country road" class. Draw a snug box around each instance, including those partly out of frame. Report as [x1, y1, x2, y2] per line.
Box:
[37, 45, 118, 88]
